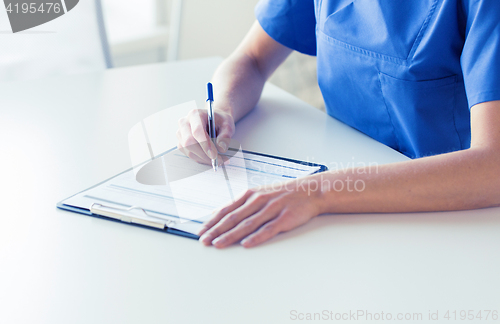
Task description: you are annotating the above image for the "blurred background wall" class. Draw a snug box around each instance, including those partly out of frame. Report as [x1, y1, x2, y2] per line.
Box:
[102, 0, 324, 110]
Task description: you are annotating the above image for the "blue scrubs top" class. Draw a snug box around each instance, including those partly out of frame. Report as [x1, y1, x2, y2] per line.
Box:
[255, 0, 500, 158]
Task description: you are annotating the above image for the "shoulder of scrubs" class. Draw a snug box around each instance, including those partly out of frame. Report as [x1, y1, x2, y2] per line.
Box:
[255, 0, 317, 56]
[461, 0, 500, 108]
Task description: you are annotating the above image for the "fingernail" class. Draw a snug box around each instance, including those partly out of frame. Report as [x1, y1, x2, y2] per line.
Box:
[241, 238, 250, 246]
[212, 236, 226, 246]
[197, 226, 208, 236]
[200, 233, 212, 244]
[207, 149, 216, 159]
[218, 141, 227, 152]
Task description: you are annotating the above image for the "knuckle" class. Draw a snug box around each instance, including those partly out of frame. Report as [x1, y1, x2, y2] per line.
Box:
[266, 199, 282, 210]
[242, 219, 254, 228]
[187, 109, 198, 118]
[192, 127, 206, 139]
[220, 206, 232, 215]
[226, 212, 240, 224]
[243, 188, 256, 198]
[189, 109, 205, 120]
[221, 232, 234, 241]
[222, 121, 235, 133]
[182, 137, 197, 148]
[263, 224, 275, 233]
[206, 222, 218, 231]
[178, 117, 187, 126]
[208, 229, 219, 238]
[206, 217, 220, 228]
[252, 193, 269, 204]
[277, 209, 293, 221]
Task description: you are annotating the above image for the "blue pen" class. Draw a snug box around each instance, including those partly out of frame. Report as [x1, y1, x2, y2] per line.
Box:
[206, 82, 217, 171]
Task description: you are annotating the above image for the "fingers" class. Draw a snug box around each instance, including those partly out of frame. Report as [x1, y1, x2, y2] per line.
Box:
[199, 190, 282, 247]
[176, 120, 211, 164]
[200, 195, 269, 246]
[189, 110, 217, 159]
[240, 207, 310, 248]
[178, 148, 206, 164]
[215, 117, 235, 153]
[198, 186, 315, 248]
[240, 217, 283, 248]
[176, 108, 236, 165]
[210, 199, 284, 249]
[198, 189, 254, 239]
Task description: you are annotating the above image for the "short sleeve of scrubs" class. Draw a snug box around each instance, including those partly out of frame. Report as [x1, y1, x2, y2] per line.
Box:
[461, 0, 500, 108]
[255, 0, 317, 56]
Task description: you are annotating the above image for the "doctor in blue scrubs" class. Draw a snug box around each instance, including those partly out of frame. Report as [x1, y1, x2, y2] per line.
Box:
[176, 0, 500, 248]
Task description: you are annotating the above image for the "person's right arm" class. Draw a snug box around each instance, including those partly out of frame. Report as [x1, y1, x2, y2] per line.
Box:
[176, 21, 292, 163]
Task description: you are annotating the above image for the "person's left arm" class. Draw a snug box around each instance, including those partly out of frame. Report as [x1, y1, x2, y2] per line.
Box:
[198, 100, 500, 248]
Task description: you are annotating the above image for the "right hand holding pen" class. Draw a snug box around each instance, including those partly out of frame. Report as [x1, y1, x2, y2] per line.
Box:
[176, 108, 235, 164]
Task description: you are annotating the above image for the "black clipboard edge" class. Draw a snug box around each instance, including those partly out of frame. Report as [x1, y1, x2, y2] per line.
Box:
[238, 149, 329, 174]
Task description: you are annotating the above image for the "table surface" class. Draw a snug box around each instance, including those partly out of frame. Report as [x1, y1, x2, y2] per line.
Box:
[1, 57, 499, 324]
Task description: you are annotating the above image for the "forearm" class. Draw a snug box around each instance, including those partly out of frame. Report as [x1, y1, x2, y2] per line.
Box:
[210, 21, 292, 123]
[315, 147, 500, 214]
[211, 52, 267, 122]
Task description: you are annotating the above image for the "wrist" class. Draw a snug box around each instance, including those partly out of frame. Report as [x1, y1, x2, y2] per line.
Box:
[304, 173, 332, 215]
[214, 100, 234, 120]
[310, 172, 359, 215]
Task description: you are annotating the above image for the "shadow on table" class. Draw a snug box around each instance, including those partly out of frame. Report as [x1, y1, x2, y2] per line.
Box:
[254, 206, 500, 248]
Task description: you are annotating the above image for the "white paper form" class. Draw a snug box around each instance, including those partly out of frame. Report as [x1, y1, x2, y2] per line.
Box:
[63, 148, 322, 235]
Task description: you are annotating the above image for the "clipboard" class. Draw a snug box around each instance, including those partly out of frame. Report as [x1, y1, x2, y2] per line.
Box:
[57, 149, 328, 240]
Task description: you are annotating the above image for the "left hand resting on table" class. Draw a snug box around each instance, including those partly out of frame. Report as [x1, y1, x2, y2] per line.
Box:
[198, 177, 325, 248]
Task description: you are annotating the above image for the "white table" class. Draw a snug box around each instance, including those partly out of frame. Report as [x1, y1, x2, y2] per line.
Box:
[1, 58, 499, 324]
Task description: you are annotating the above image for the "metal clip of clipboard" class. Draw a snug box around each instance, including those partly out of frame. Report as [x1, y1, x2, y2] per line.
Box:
[90, 203, 177, 230]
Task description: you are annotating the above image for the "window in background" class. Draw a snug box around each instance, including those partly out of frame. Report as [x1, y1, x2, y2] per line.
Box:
[100, 0, 324, 111]
[101, 0, 171, 67]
